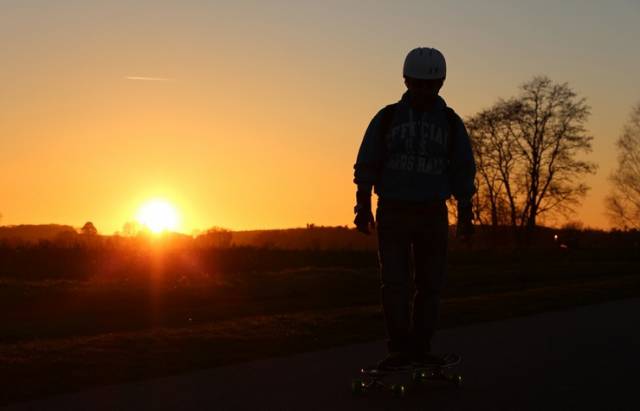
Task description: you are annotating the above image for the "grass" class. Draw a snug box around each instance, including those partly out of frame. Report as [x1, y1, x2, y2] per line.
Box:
[2, 270, 640, 405]
[0, 243, 639, 405]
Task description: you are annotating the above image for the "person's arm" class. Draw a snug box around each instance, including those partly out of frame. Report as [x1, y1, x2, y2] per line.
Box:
[353, 109, 387, 189]
[449, 115, 476, 236]
[353, 109, 386, 234]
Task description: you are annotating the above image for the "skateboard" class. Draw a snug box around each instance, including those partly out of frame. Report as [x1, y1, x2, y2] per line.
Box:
[351, 353, 462, 398]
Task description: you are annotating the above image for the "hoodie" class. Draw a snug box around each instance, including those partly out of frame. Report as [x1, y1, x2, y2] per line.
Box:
[353, 92, 476, 205]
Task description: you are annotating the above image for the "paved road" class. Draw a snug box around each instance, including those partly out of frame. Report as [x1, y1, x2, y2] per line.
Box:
[5, 298, 639, 410]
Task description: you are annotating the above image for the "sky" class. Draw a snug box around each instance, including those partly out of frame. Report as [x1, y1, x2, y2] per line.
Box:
[1, 0, 639, 234]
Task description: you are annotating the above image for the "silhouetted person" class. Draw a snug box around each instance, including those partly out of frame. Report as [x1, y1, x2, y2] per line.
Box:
[353, 47, 476, 370]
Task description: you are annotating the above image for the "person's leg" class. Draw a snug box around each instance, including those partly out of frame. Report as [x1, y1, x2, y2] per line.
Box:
[376, 206, 413, 355]
[411, 203, 449, 356]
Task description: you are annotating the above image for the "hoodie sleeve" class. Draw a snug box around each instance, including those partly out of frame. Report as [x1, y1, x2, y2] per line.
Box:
[449, 114, 476, 205]
[353, 108, 387, 188]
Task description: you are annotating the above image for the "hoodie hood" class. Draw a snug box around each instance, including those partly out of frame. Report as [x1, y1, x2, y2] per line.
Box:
[399, 91, 447, 114]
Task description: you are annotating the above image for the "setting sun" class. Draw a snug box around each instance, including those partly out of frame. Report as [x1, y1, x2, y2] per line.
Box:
[136, 199, 181, 233]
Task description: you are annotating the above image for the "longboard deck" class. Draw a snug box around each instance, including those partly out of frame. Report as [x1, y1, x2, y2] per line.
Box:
[361, 353, 461, 376]
[352, 353, 463, 397]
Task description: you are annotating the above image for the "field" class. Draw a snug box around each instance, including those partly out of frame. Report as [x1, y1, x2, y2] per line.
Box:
[1, 236, 639, 405]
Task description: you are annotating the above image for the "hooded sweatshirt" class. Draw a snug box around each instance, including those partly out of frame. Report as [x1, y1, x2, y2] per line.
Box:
[353, 92, 476, 205]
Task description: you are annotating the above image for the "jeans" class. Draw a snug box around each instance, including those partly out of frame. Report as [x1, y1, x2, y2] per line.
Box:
[376, 199, 449, 354]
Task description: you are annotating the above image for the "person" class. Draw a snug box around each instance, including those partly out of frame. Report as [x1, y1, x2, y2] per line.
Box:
[353, 47, 476, 370]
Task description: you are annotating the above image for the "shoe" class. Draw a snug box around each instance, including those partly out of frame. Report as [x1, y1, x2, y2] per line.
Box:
[412, 352, 446, 366]
[377, 352, 413, 371]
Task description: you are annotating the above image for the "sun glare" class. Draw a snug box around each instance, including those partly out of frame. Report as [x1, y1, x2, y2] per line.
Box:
[136, 199, 180, 233]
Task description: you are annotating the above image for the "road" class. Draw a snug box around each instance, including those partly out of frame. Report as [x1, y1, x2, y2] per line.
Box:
[5, 298, 639, 410]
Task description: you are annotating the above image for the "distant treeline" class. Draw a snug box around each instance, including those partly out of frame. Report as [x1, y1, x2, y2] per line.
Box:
[0, 224, 639, 282]
[0, 224, 378, 250]
[1, 223, 639, 251]
[0, 224, 77, 244]
[226, 225, 640, 251]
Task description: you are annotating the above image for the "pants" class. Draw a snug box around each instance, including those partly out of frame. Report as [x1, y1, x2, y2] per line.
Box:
[376, 199, 449, 354]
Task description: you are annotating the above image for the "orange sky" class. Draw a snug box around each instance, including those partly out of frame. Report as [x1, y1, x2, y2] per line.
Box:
[1, 1, 639, 234]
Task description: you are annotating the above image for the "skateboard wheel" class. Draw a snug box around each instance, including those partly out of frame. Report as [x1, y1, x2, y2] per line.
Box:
[451, 374, 463, 387]
[411, 371, 420, 382]
[412, 370, 428, 382]
[391, 384, 406, 398]
[351, 379, 366, 395]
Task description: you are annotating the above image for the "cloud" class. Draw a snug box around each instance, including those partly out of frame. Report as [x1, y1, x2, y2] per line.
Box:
[125, 76, 173, 82]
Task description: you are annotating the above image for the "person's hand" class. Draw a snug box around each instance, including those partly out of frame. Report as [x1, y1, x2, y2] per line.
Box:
[354, 205, 375, 235]
[456, 202, 474, 243]
[354, 188, 375, 235]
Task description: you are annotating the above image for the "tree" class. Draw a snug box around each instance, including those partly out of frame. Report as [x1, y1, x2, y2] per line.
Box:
[466, 100, 522, 226]
[81, 221, 98, 236]
[467, 76, 597, 229]
[606, 102, 640, 229]
[121, 221, 142, 237]
[515, 77, 597, 228]
[197, 227, 232, 248]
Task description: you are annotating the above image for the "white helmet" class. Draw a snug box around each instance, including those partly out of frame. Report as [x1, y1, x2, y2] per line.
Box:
[403, 47, 446, 80]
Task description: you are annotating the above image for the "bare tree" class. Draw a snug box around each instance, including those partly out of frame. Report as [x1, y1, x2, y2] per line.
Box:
[467, 76, 597, 229]
[606, 102, 640, 229]
[467, 100, 522, 226]
[515, 76, 596, 228]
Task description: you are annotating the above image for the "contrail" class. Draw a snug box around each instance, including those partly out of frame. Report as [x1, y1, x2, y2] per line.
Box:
[125, 76, 173, 81]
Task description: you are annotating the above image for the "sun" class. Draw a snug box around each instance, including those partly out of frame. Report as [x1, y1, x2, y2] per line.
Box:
[136, 199, 180, 233]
